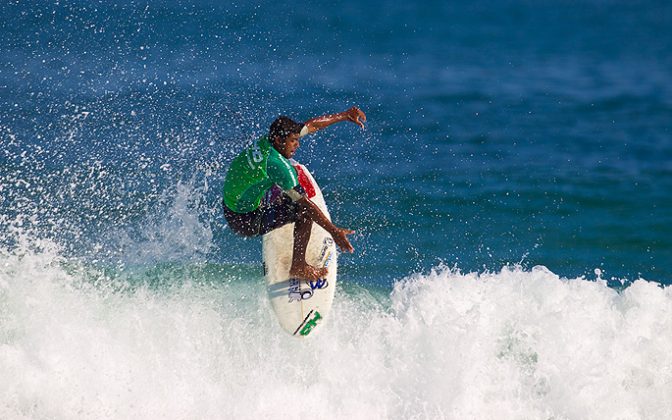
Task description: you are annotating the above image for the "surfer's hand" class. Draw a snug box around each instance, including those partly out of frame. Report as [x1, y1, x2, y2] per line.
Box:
[344, 107, 366, 129]
[332, 228, 355, 253]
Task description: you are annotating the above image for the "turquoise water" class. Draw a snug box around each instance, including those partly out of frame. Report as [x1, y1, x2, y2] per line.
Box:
[2, 1, 672, 418]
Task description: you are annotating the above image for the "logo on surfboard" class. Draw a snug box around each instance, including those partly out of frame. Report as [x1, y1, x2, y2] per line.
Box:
[288, 278, 328, 302]
[293, 310, 322, 336]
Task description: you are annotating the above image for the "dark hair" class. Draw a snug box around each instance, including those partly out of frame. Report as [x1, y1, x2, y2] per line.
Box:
[269, 116, 303, 142]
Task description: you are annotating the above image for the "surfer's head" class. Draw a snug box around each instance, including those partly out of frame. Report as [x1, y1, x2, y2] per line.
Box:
[269, 116, 303, 159]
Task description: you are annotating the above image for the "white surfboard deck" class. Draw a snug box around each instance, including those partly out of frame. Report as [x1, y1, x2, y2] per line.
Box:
[263, 161, 337, 337]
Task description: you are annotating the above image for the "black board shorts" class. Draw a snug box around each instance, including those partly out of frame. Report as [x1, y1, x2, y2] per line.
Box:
[223, 193, 301, 237]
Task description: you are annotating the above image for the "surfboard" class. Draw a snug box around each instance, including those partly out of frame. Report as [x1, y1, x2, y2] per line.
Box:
[263, 160, 337, 337]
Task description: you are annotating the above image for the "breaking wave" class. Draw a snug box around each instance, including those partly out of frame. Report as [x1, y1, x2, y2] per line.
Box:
[1, 237, 670, 420]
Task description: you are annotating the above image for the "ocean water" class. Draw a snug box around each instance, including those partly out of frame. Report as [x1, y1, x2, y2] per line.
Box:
[1, 0, 672, 418]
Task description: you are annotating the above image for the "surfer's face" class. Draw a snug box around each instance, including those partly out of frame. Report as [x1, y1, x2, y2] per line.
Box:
[274, 133, 300, 159]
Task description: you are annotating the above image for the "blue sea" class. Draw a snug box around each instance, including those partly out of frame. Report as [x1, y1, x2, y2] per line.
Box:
[1, 1, 671, 418]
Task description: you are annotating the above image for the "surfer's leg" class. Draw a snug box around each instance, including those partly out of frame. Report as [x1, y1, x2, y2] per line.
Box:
[222, 200, 262, 237]
[258, 193, 327, 280]
[290, 208, 328, 281]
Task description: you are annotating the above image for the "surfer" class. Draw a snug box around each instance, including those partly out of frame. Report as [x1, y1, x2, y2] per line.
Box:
[222, 107, 367, 281]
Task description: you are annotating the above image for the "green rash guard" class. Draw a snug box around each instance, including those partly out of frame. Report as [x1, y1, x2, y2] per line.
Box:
[223, 136, 299, 213]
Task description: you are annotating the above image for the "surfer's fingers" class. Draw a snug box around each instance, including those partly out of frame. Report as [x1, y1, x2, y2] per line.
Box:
[348, 114, 364, 128]
[335, 238, 354, 253]
[339, 244, 354, 253]
[356, 108, 367, 122]
[347, 107, 366, 128]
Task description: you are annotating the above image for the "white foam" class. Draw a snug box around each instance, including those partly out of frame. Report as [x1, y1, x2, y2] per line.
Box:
[1, 245, 671, 420]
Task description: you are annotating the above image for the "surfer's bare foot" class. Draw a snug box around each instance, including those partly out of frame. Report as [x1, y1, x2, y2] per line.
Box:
[290, 263, 327, 281]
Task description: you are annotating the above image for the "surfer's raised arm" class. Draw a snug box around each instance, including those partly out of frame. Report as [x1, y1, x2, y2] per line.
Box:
[300, 106, 367, 136]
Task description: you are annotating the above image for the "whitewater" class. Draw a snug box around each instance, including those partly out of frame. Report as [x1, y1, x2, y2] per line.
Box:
[1, 237, 670, 419]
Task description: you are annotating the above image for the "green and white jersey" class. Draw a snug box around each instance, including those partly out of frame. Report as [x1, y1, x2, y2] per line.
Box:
[223, 136, 299, 213]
